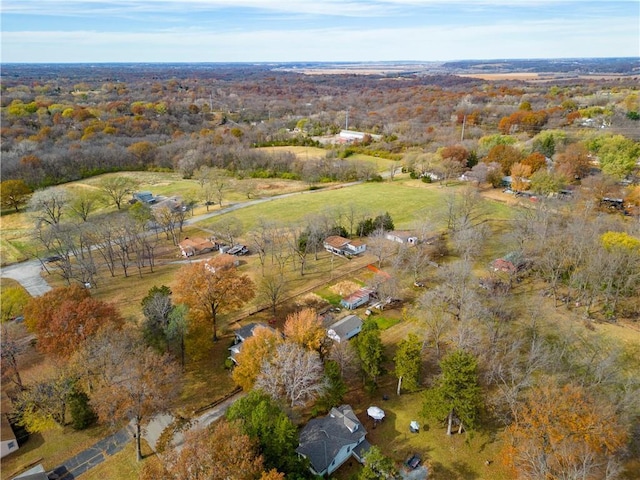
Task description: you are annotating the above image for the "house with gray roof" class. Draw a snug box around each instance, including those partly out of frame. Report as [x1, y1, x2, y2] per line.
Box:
[327, 315, 363, 343]
[228, 322, 276, 365]
[296, 405, 370, 477]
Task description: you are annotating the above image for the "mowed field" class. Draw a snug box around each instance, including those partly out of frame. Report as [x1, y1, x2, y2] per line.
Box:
[200, 179, 513, 233]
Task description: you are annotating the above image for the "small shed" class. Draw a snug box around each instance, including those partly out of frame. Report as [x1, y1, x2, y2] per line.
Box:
[340, 288, 372, 310]
[327, 315, 363, 343]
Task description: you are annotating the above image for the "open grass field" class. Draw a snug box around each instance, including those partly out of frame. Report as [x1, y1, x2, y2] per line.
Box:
[201, 180, 514, 233]
[257, 145, 399, 173]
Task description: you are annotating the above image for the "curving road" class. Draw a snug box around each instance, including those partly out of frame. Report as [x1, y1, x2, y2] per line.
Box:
[0, 170, 401, 297]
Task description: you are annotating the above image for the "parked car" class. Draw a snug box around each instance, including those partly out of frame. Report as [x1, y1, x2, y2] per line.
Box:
[406, 454, 421, 469]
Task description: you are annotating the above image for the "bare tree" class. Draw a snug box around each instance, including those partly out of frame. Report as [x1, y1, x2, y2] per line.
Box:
[257, 272, 289, 317]
[28, 187, 70, 226]
[99, 176, 138, 210]
[256, 341, 326, 408]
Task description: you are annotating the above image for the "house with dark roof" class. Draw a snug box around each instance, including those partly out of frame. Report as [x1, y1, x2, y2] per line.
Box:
[228, 323, 276, 365]
[327, 315, 363, 343]
[296, 405, 370, 477]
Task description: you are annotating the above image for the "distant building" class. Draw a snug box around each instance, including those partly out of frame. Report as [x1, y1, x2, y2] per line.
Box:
[338, 130, 382, 143]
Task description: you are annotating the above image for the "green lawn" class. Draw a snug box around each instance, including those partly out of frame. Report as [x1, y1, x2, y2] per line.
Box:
[201, 180, 513, 233]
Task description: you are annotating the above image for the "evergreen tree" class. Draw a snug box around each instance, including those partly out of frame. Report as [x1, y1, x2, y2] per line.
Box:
[422, 350, 482, 435]
[394, 333, 422, 395]
[355, 320, 384, 387]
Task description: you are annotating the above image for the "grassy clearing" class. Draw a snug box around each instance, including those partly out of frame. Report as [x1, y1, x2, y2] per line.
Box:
[201, 180, 512, 233]
[0, 424, 113, 480]
[79, 442, 143, 480]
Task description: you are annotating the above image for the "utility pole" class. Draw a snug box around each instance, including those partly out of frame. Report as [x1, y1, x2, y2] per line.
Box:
[460, 114, 466, 142]
[345, 107, 350, 130]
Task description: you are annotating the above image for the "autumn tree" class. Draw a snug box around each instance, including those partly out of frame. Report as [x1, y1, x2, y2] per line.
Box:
[232, 325, 283, 391]
[1, 179, 32, 212]
[394, 333, 422, 395]
[510, 163, 532, 192]
[16, 371, 75, 432]
[99, 176, 138, 210]
[0, 285, 30, 322]
[86, 329, 181, 461]
[256, 341, 326, 407]
[162, 419, 265, 480]
[174, 262, 255, 341]
[283, 308, 324, 352]
[23, 284, 124, 358]
[485, 144, 523, 176]
[503, 381, 627, 480]
[227, 390, 305, 475]
[554, 142, 591, 180]
[422, 350, 482, 435]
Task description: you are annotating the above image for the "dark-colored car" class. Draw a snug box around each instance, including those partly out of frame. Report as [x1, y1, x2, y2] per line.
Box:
[406, 454, 421, 469]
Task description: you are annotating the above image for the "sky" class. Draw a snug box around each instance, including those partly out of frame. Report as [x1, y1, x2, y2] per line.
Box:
[1, 0, 639, 63]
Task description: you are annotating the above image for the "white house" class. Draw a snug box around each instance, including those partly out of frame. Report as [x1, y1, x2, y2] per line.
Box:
[324, 236, 367, 256]
[1, 414, 19, 459]
[340, 288, 373, 310]
[297, 405, 371, 476]
[327, 315, 363, 343]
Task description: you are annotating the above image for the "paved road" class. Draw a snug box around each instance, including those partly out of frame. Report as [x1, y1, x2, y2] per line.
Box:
[48, 426, 133, 479]
[0, 259, 52, 296]
[143, 391, 245, 453]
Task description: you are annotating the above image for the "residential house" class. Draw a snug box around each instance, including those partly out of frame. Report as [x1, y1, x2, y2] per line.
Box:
[327, 315, 363, 343]
[340, 288, 373, 310]
[133, 191, 156, 204]
[385, 230, 418, 245]
[491, 251, 526, 274]
[178, 237, 216, 257]
[297, 405, 371, 477]
[228, 322, 275, 365]
[324, 236, 367, 256]
[1, 414, 18, 459]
